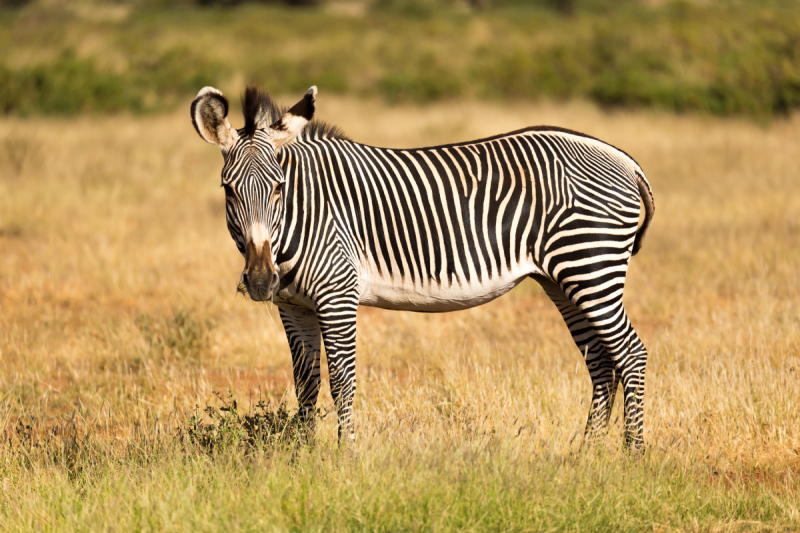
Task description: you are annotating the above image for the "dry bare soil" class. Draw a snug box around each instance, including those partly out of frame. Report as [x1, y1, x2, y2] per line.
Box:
[1, 97, 798, 531]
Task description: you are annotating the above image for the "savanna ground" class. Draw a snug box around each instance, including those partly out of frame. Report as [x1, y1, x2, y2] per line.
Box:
[0, 94, 798, 531]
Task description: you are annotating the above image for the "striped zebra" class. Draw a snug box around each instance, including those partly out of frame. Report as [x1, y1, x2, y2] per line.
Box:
[191, 85, 655, 449]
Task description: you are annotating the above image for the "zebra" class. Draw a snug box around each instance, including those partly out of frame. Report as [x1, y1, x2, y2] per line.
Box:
[190, 85, 655, 450]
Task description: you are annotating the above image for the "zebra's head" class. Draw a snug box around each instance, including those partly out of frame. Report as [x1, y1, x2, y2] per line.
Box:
[191, 85, 316, 301]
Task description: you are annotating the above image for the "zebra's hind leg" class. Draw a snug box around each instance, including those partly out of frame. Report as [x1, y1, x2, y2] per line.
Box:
[533, 276, 620, 443]
[564, 279, 649, 452]
[279, 306, 323, 439]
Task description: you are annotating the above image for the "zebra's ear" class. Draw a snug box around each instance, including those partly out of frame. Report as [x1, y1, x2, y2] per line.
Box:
[269, 86, 316, 148]
[191, 87, 239, 149]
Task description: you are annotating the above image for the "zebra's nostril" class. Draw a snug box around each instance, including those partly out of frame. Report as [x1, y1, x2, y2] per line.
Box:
[242, 272, 249, 286]
[271, 272, 279, 288]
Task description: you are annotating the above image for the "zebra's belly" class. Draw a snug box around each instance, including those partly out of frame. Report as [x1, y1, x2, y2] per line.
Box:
[358, 266, 537, 312]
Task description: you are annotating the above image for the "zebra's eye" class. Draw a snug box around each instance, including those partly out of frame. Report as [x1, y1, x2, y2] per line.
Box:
[222, 183, 235, 197]
[272, 182, 283, 196]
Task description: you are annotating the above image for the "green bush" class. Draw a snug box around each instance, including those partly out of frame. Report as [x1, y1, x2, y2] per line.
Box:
[0, 47, 227, 115]
[247, 57, 350, 95]
[0, 50, 140, 115]
[2, 0, 800, 118]
[377, 53, 464, 103]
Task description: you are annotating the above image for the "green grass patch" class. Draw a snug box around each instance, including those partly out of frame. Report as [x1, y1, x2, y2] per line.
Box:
[2, 405, 797, 531]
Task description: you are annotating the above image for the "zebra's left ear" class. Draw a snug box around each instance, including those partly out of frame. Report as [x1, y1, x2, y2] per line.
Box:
[270, 86, 316, 148]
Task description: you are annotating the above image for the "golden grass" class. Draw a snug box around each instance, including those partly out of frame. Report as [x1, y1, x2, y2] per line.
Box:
[0, 97, 799, 527]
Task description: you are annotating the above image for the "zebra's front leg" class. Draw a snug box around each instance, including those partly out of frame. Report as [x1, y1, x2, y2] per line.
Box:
[279, 306, 322, 435]
[317, 300, 358, 444]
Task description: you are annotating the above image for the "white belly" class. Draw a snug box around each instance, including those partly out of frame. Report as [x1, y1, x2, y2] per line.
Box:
[358, 261, 542, 312]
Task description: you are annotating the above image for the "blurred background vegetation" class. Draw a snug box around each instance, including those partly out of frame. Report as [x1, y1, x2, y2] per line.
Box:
[1, 0, 799, 118]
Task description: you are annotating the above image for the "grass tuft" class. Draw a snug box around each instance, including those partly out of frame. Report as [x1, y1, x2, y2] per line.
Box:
[135, 310, 214, 362]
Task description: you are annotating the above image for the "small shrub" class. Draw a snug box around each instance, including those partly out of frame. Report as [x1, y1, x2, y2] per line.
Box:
[180, 391, 317, 453]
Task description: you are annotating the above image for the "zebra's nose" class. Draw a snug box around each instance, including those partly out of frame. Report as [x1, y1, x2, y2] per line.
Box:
[242, 270, 277, 301]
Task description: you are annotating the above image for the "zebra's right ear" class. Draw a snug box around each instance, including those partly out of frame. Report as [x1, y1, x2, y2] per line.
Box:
[191, 87, 239, 149]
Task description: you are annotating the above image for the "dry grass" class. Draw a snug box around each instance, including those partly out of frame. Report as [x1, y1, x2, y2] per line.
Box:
[0, 97, 798, 530]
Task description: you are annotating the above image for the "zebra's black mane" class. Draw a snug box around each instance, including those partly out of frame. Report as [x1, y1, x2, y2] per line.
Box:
[241, 85, 349, 141]
[241, 86, 279, 137]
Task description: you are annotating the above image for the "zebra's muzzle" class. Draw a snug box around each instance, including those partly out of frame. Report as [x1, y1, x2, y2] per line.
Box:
[241, 270, 279, 302]
[243, 240, 279, 302]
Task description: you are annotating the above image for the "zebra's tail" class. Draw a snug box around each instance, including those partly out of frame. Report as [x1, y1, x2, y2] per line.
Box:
[632, 169, 655, 256]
